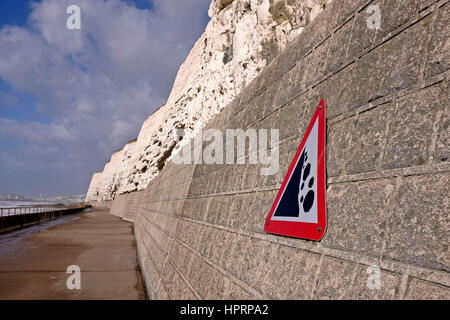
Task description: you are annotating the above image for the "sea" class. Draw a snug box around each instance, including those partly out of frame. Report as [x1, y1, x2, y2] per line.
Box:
[0, 200, 62, 209]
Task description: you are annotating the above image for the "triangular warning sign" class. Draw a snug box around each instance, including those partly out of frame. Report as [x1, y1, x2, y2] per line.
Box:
[265, 99, 327, 241]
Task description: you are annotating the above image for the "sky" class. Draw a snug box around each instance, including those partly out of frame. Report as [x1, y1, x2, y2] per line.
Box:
[0, 0, 211, 197]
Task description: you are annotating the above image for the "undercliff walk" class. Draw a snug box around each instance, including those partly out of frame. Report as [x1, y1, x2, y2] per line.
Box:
[0, 208, 146, 300]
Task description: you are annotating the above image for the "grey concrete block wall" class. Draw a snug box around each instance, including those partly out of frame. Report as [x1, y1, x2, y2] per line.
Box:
[107, 0, 449, 299]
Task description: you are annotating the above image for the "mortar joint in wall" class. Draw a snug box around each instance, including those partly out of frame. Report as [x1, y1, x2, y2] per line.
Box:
[346, 262, 362, 299]
[310, 253, 325, 299]
[428, 108, 444, 164]
[419, 2, 441, 86]
[376, 99, 395, 172]
[379, 176, 403, 264]
[397, 274, 409, 299]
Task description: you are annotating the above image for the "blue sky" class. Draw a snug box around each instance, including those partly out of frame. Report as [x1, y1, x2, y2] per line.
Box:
[0, 0, 155, 27]
[0, 1, 43, 124]
[0, 0, 210, 197]
[0, 0, 35, 27]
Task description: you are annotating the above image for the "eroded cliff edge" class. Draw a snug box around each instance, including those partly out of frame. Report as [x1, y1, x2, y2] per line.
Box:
[86, 0, 331, 202]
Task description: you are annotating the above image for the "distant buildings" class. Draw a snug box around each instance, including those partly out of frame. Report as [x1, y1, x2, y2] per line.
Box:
[0, 194, 86, 203]
[0, 194, 26, 200]
[33, 194, 87, 203]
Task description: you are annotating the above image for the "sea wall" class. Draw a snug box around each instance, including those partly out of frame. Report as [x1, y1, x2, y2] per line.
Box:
[0, 206, 89, 234]
[110, 190, 145, 223]
[98, 0, 449, 299]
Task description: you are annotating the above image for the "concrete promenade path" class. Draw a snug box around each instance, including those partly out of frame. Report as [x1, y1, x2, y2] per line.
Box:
[0, 208, 146, 300]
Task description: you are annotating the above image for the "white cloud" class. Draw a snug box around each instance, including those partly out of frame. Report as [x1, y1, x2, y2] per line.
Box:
[0, 0, 210, 196]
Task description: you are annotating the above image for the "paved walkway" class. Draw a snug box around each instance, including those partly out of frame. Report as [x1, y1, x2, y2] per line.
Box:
[0, 208, 146, 300]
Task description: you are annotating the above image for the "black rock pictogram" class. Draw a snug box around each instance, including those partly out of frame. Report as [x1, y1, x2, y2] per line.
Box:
[298, 151, 315, 213]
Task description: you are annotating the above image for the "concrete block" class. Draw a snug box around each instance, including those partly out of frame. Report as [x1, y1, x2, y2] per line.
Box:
[272, 69, 295, 111]
[386, 173, 449, 271]
[375, 0, 420, 43]
[348, 44, 385, 110]
[378, 18, 430, 98]
[156, 285, 170, 300]
[227, 94, 245, 122]
[426, 3, 450, 78]
[209, 228, 229, 264]
[192, 162, 207, 179]
[383, 85, 443, 170]
[224, 165, 242, 193]
[176, 220, 202, 252]
[227, 193, 252, 231]
[314, 256, 356, 299]
[253, 67, 271, 99]
[161, 262, 178, 297]
[256, 105, 280, 131]
[315, 64, 354, 119]
[260, 245, 320, 299]
[225, 234, 248, 278]
[180, 198, 195, 219]
[252, 92, 268, 123]
[346, 265, 401, 299]
[204, 271, 227, 299]
[223, 279, 253, 299]
[191, 197, 210, 222]
[198, 226, 215, 259]
[234, 100, 258, 129]
[346, 12, 376, 61]
[299, 5, 335, 56]
[325, 19, 353, 75]
[230, 164, 247, 192]
[186, 177, 200, 198]
[310, 41, 330, 86]
[300, 52, 320, 90]
[277, 137, 301, 185]
[259, 165, 279, 188]
[347, 103, 392, 174]
[434, 82, 449, 163]
[206, 195, 232, 227]
[212, 167, 228, 194]
[323, 179, 395, 257]
[238, 237, 275, 289]
[278, 93, 308, 141]
[282, 248, 321, 299]
[404, 278, 450, 299]
[330, 0, 370, 29]
[326, 118, 356, 177]
[246, 190, 278, 235]
[242, 164, 259, 190]
[186, 256, 203, 291]
[188, 254, 225, 299]
[263, 80, 282, 115]
[264, 51, 287, 84]
[166, 262, 197, 300]
[218, 230, 239, 271]
[289, 60, 308, 97]
[171, 240, 193, 277]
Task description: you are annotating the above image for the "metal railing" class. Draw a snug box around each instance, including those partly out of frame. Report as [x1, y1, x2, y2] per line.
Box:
[0, 206, 68, 217]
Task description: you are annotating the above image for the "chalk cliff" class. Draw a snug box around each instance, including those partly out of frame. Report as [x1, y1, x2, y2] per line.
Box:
[86, 0, 331, 202]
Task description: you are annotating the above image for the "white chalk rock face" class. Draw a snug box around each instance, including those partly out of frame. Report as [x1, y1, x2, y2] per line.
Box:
[86, 0, 331, 202]
[87, 139, 137, 202]
[85, 172, 103, 202]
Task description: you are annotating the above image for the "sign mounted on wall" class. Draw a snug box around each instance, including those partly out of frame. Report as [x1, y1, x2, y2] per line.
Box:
[264, 99, 327, 241]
